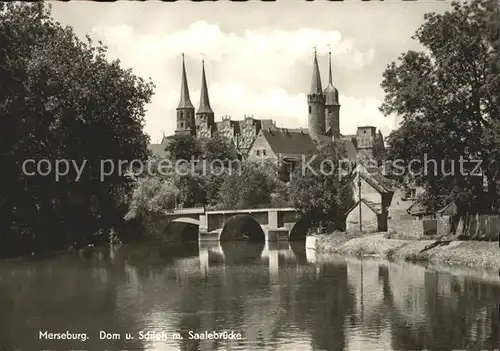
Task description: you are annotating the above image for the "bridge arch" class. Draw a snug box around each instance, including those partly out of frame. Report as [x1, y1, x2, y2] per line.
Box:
[289, 215, 312, 241]
[219, 214, 266, 242]
[163, 217, 199, 242]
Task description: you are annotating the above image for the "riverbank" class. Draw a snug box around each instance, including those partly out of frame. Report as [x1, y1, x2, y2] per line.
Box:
[314, 233, 500, 272]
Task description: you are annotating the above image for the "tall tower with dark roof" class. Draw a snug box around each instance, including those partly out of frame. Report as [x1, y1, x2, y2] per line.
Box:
[307, 49, 326, 140]
[175, 54, 195, 136]
[324, 50, 340, 139]
[195, 60, 215, 138]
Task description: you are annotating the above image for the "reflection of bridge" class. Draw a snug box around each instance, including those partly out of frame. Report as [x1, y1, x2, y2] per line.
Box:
[162, 207, 308, 242]
[199, 242, 315, 279]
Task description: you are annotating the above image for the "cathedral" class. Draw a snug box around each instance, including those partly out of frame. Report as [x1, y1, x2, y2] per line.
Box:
[148, 50, 385, 163]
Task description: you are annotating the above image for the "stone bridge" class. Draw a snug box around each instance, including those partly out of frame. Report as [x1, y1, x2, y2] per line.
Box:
[161, 207, 311, 242]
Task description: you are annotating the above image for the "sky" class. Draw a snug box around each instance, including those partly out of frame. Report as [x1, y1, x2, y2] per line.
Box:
[50, 1, 452, 143]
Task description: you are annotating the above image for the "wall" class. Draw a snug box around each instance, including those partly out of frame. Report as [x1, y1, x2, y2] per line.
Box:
[246, 131, 277, 162]
[238, 118, 259, 151]
[346, 201, 378, 232]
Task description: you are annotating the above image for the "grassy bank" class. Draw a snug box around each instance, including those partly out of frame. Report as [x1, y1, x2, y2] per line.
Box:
[315, 233, 500, 272]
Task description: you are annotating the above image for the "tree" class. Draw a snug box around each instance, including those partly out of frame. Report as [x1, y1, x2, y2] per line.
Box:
[124, 178, 177, 222]
[216, 160, 287, 210]
[164, 134, 201, 161]
[198, 136, 239, 162]
[381, 0, 500, 214]
[289, 141, 355, 228]
[0, 3, 154, 256]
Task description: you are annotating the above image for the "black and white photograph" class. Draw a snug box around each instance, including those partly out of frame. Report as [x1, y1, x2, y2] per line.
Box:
[0, 1, 500, 350]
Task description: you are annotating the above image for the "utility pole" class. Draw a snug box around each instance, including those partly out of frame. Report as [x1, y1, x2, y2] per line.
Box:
[358, 166, 362, 233]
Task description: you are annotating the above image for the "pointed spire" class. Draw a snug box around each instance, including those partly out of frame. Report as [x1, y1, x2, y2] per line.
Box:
[310, 47, 323, 95]
[328, 49, 333, 85]
[324, 47, 340, 106]
[177, 53, 194, 109]
[197, 60, 213, 114]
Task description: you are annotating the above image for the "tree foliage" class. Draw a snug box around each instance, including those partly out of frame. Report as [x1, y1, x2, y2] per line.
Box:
[289, 141, 355, 227]
[0, 3, 154, 256]
[382, 0, 500, 213]
[216, 160, 289, 210]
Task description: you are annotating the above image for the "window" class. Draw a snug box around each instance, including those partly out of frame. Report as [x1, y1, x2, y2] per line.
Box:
[308, 105, 312, 114]
[180, 122, 184, 128]
[256, 150, 260, 156]
[263, 150, 267, 156]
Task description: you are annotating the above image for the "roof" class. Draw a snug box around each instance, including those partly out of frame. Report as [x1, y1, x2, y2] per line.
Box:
[148, 143, 168, 158]
[261, 129, 318, 156]
[324, 51, 340, 106]
[407, 198, 429, 216]
[364, 167, 394, 193]
[336, 138, 358, 161]
[437, 201, 458, 216]
[345, 198, 382, 216]
[196, 60, 213, 114]
[259, 119, 275, 130]
[177, 54, 194, 110]
[309, 50, 323, 95]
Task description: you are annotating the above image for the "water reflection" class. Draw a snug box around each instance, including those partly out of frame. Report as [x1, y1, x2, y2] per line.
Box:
[0, 240, 499, 350]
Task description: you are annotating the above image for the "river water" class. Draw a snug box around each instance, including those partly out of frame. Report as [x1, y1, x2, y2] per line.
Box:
[0, 241, 499, 351]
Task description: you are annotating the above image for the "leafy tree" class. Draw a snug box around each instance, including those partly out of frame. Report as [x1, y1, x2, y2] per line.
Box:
[163, 134, 201, 161]
[216, 160, 286, 210]
[381, 0, 500, 214]
[124, 177, 177, 223]
[289, 141, 355, 228]
[0, 3, 154, 256]
[198, 136, 239, 162]
[173, 173, 207, 208]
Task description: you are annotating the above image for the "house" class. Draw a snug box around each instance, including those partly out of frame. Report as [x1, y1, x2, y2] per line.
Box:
[344, 164, 395, 232]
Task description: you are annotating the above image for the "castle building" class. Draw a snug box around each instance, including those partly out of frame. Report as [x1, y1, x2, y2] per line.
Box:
[148, 50, 385, 163]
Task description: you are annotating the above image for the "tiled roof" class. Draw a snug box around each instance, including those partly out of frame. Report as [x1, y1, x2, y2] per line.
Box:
[261, 129, 317, 156]
[364, 167, 394, 193]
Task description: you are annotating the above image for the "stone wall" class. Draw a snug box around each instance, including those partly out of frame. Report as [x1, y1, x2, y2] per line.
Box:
[388, 214, 499, 241]
[246, 131, 277, 162]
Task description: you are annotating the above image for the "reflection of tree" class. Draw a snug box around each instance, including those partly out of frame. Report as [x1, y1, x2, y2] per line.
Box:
[0, 253, 145, 351]
[293, 262, 356, 351]
[389, 271, 500, 350]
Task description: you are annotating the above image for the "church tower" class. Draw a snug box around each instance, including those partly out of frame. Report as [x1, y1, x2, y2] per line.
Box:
[195, 60, 215, 138]
[307, 49, 326, 140]
[324, 50, 340, 139]
[175, 53, 195, 136]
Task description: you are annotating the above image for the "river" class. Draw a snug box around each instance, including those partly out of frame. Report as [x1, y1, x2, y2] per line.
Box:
[0, 240, 499, 350]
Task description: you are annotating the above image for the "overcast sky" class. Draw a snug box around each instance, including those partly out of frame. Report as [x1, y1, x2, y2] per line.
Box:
[50, 2, 451, 143]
